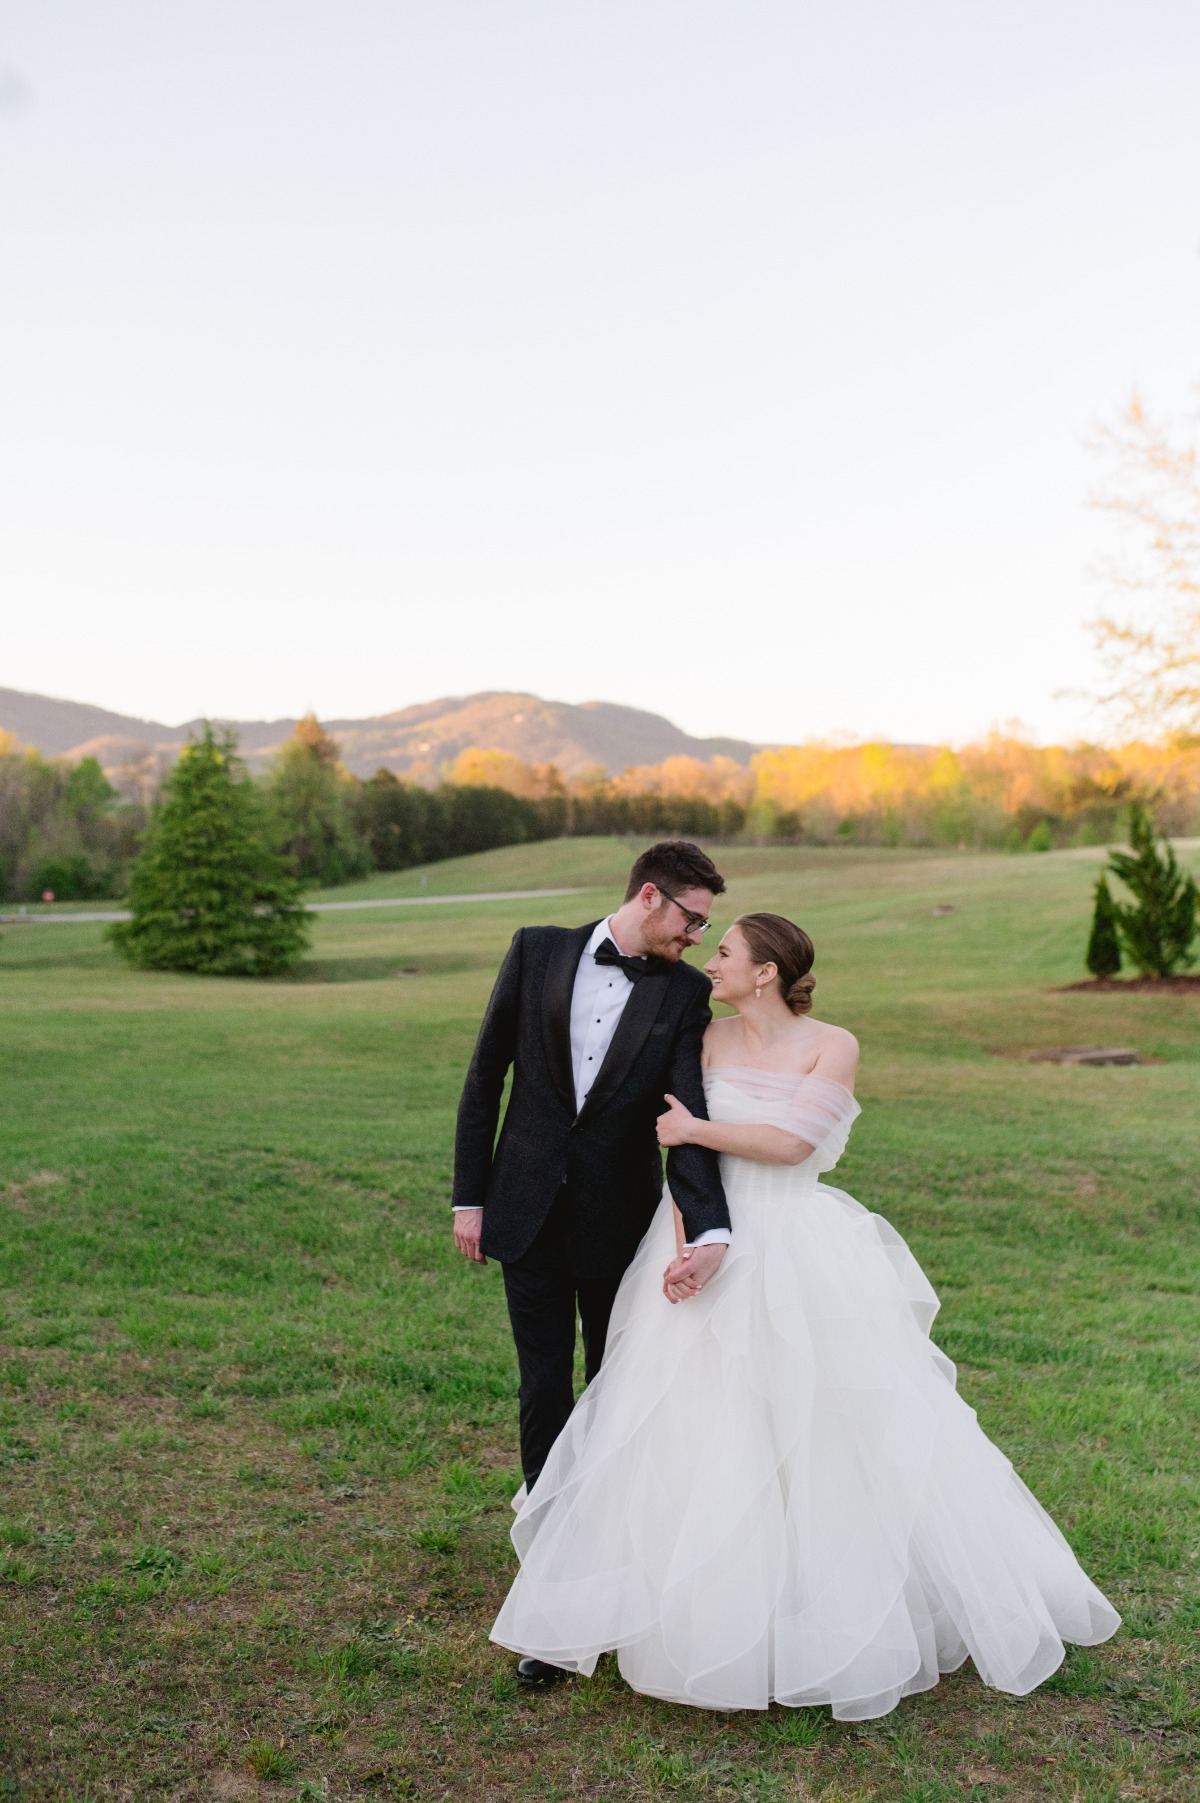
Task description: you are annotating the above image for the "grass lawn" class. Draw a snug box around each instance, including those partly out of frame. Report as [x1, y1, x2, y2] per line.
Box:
[1, 837, 1198, 1803]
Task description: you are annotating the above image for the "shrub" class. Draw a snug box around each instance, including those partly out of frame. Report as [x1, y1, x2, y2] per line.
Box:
[110, 725, 311, 976]
[1085, 872, 1122, 978]
[1026, 821, 1054, 852]
[1106, 802, 1198, 978]
[30, 854, 104, 901]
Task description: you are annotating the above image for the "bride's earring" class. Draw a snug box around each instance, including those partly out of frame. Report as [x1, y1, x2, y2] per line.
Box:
[755, 985, 761, 1000]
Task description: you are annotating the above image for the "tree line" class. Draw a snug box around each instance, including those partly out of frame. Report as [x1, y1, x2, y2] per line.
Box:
[0, 743, 142, 902]
[0, 715, 753, 904]
[442, 735, 1200, 853]
[6, 719, 1191, 983]
[103, 728, 1200, 982]
[0, 719, 558, 902]
[4, 713, 1200, 906]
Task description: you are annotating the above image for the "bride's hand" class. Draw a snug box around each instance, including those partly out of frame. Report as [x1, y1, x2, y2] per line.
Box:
[656, 1094, 696, 1147]
[662, 1242, 726, 1303]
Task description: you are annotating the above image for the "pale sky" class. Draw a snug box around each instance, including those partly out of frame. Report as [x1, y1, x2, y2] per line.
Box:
[3, 1, 1199, 748]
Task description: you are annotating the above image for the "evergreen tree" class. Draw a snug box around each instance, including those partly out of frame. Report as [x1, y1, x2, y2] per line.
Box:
[111, 725, 310, 976]
[1105, 802, 1198, 978]
[1085, 871, 1122, 979]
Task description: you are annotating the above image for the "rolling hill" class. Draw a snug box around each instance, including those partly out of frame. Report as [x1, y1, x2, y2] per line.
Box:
[0, 686, 761, 779]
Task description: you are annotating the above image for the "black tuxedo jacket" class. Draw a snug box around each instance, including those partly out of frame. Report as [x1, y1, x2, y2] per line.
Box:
[452, 922, 730, 1277]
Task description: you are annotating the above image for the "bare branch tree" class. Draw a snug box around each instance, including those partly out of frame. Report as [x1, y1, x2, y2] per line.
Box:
[1088, 390, 1200, 736]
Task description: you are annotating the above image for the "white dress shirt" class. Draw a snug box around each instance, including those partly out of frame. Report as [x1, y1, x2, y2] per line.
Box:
[569, 916, 639, 1111]
[455, 916, 731, 1250]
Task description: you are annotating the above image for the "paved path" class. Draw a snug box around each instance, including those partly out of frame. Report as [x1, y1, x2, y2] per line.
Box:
[0, 886, 587, 926]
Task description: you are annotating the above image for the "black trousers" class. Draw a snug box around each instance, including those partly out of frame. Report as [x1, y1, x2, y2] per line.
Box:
[500, 1192, 624, 1491]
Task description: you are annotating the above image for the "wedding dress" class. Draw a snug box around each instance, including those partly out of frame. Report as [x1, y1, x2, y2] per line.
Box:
[490, 1066, 1120, 1720]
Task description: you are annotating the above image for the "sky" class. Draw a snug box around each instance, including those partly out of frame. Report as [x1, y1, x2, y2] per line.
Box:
[2, 1, 1199, 749]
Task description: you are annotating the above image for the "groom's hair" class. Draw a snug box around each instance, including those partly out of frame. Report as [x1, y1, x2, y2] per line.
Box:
[624, 840, 726, 902]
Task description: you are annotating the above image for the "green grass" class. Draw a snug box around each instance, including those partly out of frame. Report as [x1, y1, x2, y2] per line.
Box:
[1, 837, 1199, 1802]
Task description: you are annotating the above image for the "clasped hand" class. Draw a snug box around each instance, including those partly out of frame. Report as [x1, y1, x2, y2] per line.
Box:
[656, 1095, 725, 1301]
[662, 1240, 726, 1304]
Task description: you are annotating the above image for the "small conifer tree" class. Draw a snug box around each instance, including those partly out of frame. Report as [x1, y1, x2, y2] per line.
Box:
[1105, 802, 1198, 979]
[111, 724, 310, 976]
[1085, 872, 1122, 979]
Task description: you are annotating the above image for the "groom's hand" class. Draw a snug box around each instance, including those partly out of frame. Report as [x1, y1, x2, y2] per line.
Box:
[662, 1242, 725, 1303]
[453, 1208, 487, 1264]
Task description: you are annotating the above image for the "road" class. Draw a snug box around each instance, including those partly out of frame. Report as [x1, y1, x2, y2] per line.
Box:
[0, 886, 586, 925]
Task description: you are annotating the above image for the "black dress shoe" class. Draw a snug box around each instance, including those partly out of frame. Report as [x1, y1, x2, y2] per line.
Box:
[516, 1656, 568, 1687]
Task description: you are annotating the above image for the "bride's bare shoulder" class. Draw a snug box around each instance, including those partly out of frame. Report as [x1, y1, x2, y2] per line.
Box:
[806, 1016, 858, 1052]
[805, 1018, 859, 1084]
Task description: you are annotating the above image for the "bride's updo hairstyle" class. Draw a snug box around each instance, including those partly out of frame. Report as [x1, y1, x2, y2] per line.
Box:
[735, 912, 816, 1015]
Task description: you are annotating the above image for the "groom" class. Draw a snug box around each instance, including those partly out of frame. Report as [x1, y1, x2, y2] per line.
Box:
[452, 841, 731, 1665]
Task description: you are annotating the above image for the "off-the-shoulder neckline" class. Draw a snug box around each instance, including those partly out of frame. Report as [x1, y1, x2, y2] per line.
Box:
[702, 1063, 857, 1099]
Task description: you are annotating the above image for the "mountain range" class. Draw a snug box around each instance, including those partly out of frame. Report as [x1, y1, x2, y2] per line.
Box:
[0, 686, 761, 780]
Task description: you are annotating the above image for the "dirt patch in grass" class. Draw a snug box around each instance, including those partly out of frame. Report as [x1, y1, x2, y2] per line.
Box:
[1056, 975, 1200, 993]
[0, 1169, 65, 1212]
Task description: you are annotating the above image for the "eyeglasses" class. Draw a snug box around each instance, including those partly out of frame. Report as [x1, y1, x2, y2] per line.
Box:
[656, 887, 712, 936]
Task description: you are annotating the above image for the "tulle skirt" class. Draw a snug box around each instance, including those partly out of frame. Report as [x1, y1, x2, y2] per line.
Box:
[490, 1166, 1119, 1719]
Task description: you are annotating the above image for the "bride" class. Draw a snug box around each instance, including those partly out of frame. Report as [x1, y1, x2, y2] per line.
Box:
[490, 912, 1120, 1720]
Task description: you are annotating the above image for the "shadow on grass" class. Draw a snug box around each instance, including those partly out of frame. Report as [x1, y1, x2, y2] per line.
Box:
[0, 946, 418, 984]
[0, 943, 119, 973]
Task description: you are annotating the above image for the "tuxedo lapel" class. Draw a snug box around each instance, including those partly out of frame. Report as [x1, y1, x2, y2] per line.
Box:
[541, 923, 594, 1116]
[576, 967, 670, 1124]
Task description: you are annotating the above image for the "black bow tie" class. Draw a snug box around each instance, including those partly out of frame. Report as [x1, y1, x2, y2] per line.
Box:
[593, 937, 656, 983]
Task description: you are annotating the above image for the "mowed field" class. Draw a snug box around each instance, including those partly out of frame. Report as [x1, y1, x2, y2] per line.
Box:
[1, 838, 1199, 1803]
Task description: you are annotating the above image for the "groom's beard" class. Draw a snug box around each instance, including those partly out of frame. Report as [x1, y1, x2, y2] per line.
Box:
[642, 904, 692, 962]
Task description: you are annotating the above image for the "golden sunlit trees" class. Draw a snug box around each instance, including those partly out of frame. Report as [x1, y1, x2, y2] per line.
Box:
[431, 737, 1200, 848]
[447, 746, 566, 802]
[750, 742, 981, 846]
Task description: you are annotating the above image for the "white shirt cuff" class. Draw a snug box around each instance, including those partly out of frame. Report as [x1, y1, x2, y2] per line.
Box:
[452, 1205, 479, 1210]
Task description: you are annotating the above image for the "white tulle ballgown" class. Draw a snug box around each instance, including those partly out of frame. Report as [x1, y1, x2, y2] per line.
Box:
[490, 1067, 1120, 1720]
